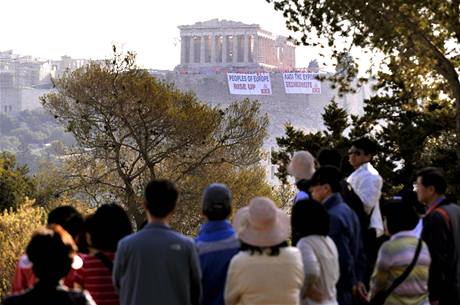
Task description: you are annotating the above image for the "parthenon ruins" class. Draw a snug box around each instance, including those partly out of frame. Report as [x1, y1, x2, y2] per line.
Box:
[177, 19, 296, 70]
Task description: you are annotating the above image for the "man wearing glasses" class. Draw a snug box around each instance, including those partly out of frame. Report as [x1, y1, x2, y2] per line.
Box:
[346, 137, 384, 289]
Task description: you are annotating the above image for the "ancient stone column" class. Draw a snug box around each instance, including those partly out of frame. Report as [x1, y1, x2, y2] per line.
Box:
[233, 34, 238, 64]
[244, 34, 249, 64]
[189, 36, 195, 64]
[210, 35, 216, 64]
[200, 35, 206, 64]
[253, 34, 259, 64]
[222, 35, 227, 64]
[180, 36, 187, 64]
[261, 37, 266, 65]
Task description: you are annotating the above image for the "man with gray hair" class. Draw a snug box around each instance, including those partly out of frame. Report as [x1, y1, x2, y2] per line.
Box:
[195, 183, 240, 305]
[287, 150, 316, 204]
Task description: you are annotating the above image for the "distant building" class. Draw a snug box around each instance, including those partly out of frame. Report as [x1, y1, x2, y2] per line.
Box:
[0, 72, 21, 114]
[177, 19, 295, 71]
[0, 50, 88, 114]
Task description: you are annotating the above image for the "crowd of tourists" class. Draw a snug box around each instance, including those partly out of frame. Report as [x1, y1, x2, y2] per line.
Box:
[3, 137, 460, 305]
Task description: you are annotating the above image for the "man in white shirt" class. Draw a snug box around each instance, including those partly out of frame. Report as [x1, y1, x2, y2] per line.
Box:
[346, 138, 384, 288]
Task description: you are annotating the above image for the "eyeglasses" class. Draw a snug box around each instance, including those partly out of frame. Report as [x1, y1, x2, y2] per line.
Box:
[348, 149, 363, 156]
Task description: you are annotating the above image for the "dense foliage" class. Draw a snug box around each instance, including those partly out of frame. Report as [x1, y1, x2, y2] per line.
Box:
[0, 152, 35, 211]
[0, 200, 46, 299]
[267, 0, 460, 177]
[0, 109, 75, 173]
[41, 49, 271, 225]
[272, 76, 458, 198]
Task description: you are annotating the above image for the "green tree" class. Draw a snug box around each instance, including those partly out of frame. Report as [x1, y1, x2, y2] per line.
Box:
[356, 73, 454, 186]
[268, 0, 460, 176]
[41, 49, 269, 226]
[0, 152, 35, 211]
[272, 74, 458, 197]
[272, 100, 350, 183]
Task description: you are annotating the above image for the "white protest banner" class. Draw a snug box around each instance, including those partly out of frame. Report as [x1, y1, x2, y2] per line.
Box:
[283, 72, 321, 94]
[227, 73, 272, 95]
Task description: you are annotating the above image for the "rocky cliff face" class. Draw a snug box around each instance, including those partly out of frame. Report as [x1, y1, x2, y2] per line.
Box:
[161, 71, 368, 148]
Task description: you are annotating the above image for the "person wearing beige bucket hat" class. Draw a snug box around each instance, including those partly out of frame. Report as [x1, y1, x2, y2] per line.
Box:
[224, 197, 304, 305]
[233, 196, 290, 247]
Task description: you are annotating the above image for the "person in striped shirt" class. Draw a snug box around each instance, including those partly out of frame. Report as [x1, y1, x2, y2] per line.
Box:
[370, 195, 431, 305]
[74, 203, 133, 305]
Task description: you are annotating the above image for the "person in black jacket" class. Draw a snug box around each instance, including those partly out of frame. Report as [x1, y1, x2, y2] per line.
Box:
[3, 225, 95, 305]
[415, 167, 460, 305]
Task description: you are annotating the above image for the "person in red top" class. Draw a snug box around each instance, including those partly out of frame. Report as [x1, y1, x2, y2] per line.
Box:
[74, 203, 133, 305]
[3, 225, 95, 305]
[11, 206, 85, 293]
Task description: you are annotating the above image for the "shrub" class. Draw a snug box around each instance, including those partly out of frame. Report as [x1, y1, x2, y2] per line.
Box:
[0, 199, 46, 299]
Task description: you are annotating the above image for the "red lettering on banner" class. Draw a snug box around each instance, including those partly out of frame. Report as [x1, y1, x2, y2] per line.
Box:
[248, 84, 256, 90]
[260, 88, 271, 94]
[234, 84, 247, 89]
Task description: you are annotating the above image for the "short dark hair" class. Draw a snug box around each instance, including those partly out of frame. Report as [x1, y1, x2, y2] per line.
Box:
[351, 137, 378, 156]
[291, 200, 329, 245]
[416, 167, 447, 195]
[309, 165, 342, 193]
[240, 241, 288, 256]
[86, 203, 133, 252]
[317, 148, 341, 168]
[383, 198, 420, 235]
[144, 180, 178, 217]
[47, 206, 84, 239]
[27, 225, 77, 283]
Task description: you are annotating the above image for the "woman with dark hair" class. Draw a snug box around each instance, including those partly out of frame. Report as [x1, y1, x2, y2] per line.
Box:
[74, 203, 133, 305]
[292, 199, 339, 305]
[369, 197, 431, 305]
[11, 205, 85, 293]
[3, 225, 95, 305]
[224, 197, 304, 305]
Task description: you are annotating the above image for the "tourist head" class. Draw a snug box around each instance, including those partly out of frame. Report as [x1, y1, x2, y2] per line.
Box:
[348, 137, 378, 169]
[317, 148, 342, 168]
[26, 225, 80, 283]
[414, 167, 447, 205]
[233, 197, 289, 249]
[308, 166, 342, 202]
[287, 151, 315, 182]
[144, 180, 179, 218]
[47, 206, 84, 240]
[202, 183, 232, 221]
[291, 199, 330, 245]
[382, 196, 420, 235]
[85, 203, 133, 252]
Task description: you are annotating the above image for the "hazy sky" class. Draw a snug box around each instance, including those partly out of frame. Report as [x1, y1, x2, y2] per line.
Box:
[1, 0, 324, 70]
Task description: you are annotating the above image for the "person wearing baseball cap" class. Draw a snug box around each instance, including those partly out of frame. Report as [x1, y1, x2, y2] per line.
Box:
[309, 166, 366, 305]
[195, 183, 240, 305]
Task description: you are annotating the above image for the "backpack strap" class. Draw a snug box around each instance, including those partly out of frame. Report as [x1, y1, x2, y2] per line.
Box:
[434, 207, 452, 232]
[369, 238, 423, 305]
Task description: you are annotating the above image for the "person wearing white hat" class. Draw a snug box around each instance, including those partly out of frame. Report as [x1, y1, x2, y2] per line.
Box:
[287, 151, 316, 204]
[224, 197, 304, 305]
